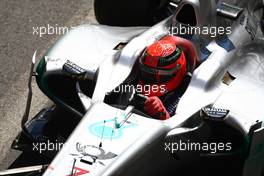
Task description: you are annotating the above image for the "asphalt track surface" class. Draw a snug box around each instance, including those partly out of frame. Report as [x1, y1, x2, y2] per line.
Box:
[0, 0, 96, 169]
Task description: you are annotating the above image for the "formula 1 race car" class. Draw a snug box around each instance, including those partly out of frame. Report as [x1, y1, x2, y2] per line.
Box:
[1, 0, 264, 175]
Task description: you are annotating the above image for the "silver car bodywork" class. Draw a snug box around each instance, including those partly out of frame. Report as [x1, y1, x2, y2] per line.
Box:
[27, 0, 264, 175]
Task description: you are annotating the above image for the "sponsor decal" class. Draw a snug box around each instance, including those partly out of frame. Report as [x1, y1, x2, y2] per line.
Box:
[89, 118, 136, 140]
[201, 105, 229, 120]
[46, 165, 89, 176]
[69, 142, 117, 167]
[75, 142, 117, 160]
[62, 60, 87, 80]
[66, 167, 89, 176]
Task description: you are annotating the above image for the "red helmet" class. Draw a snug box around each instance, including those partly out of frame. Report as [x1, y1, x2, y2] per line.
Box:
[139, 36, 187, 97]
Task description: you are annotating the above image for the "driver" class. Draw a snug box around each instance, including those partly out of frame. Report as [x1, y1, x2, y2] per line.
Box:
[137, 35, 198, 120]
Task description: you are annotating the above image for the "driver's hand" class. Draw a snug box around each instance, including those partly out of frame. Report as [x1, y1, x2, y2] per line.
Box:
[144, 96, 170, 120]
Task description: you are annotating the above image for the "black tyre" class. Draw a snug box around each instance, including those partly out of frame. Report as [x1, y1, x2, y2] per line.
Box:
[94, 0, 172, 26]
